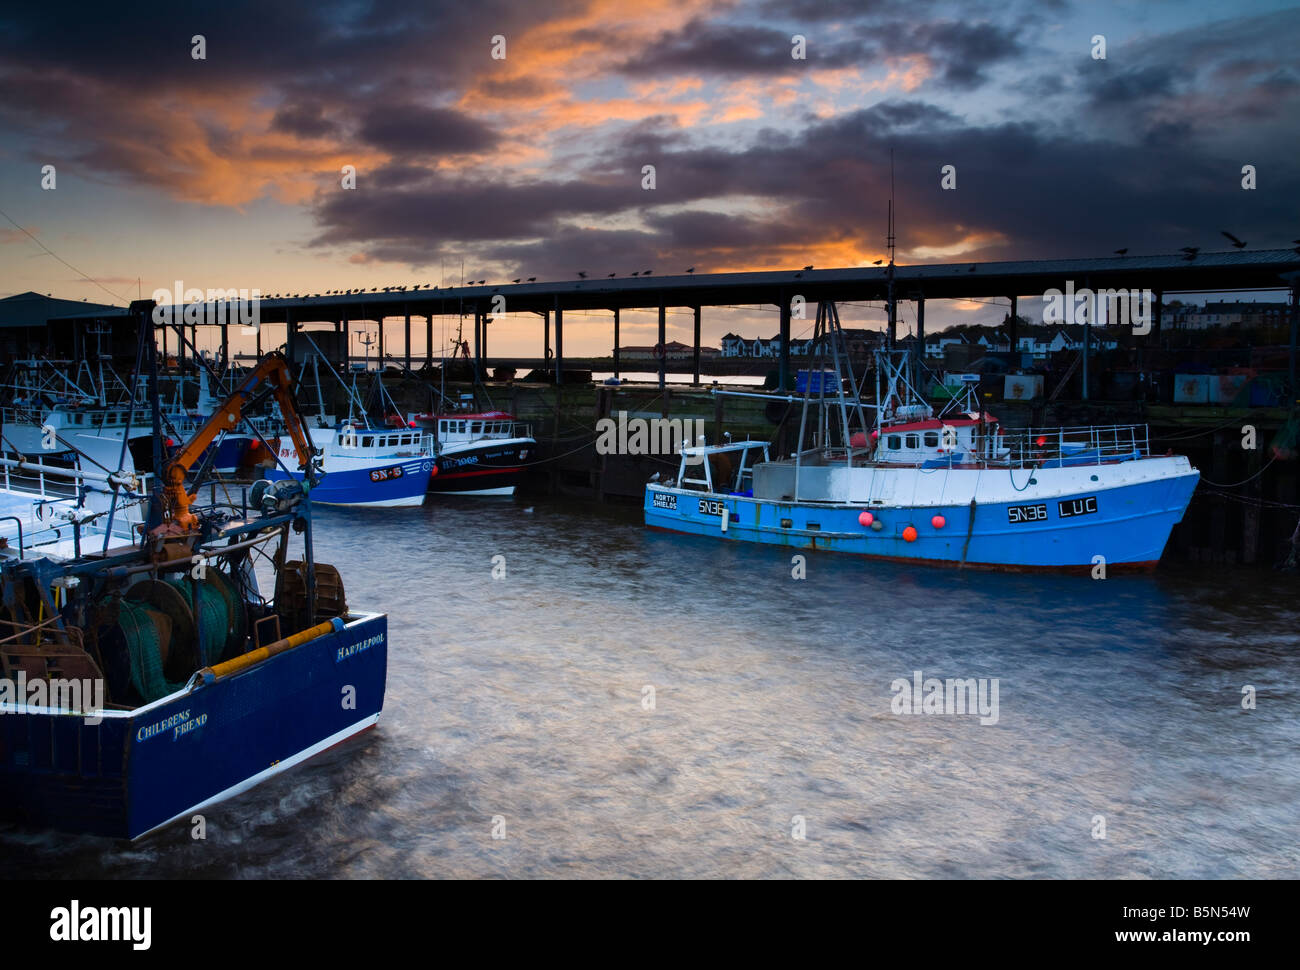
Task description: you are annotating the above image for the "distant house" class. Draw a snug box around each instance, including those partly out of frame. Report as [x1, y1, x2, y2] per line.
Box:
[720, 332, 747, 357]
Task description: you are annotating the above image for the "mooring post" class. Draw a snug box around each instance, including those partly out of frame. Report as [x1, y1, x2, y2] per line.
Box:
[613, 307, 620, 380]
[658, 296, 667, 389]
[1289, 283, 1298, 402]
[693, 305, 701, 386]
[426, 314, 433, 369]
[1007, 294, 1017, 361]
[473, 307, 481, 382]
[555, 300, 564, 386]
[779, 291, 791, 392]
[915, 295, 926, 385]
[404, 306, 411, 372]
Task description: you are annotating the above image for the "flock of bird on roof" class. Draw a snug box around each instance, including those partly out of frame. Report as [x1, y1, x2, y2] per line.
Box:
[239, 235, 1300, 301]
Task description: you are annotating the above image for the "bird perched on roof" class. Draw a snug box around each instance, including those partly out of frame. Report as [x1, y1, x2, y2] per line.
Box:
[631, 271, 640, 276]
[643, 270, 652, 275]
[577, 271, 587, 279]
[1180, 247, 1200, 260]
[686, 266, 695, 274]
[803, 265, 814, 271]
[1113, 248, 1128, 256]
[527, 277, 536, 282]
[1221, 230, 1247, 249]
[608, 272, 616, 277]
[512, 278, 521, 283]
[873, 259, 883, 265]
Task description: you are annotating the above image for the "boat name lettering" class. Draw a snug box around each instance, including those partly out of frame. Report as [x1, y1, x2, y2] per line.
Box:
[1058, 496, 1098, 518]
[698, 499, 727, 516]
[136, 709, 208, 742]
[1007, 503, 1049, 524]
[369, 465, 404, 483]
[652, 492, 677, 510]
[445, 455, 480, 468]
[338, 633, 385, 662]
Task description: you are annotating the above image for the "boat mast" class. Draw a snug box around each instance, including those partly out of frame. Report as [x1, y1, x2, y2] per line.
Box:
[887, 147, 896, 356]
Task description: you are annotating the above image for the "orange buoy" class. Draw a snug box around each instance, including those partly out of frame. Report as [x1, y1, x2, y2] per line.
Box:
[931, 515, 945, 529]
[903, 525, 918, 542]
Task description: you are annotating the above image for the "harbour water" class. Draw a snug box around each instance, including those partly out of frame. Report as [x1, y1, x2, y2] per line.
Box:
[2, 496, 1297, 878]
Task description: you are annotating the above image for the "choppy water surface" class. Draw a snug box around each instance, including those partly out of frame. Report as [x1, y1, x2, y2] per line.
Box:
[3, 497, 1298, 878]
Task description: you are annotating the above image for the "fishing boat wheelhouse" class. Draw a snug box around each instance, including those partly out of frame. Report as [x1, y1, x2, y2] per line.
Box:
[412, 410, 536, 496]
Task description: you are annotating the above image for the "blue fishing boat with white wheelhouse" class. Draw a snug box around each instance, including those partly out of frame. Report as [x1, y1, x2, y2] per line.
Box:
[263, 424, 433, 508]
[644, 301, 1199, 572]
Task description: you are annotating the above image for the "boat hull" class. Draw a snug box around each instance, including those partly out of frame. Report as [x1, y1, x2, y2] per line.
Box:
[0, 611, 388, 839]
[644, 460, 1199, 571]
[428, 438, 532, 496]
[267, 457, 431, 507]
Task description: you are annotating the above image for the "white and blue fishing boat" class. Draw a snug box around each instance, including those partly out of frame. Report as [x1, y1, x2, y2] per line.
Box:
[262, 423, 433, 507]
[0, 313, 387, 839]
[644, 301, 1199, 572]
[257, 340, 434, 508]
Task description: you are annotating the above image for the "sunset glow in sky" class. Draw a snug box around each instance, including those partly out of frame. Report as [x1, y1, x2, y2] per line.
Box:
[2, 0, 1298, 356]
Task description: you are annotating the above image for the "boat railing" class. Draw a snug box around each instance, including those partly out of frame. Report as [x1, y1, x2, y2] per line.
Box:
[986, 424, 1150, 466]
[0, 456, 152, 555]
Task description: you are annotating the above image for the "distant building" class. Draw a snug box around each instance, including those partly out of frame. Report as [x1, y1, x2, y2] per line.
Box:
[1184, 301, 1289, 330]
[619, 340, 719, 361]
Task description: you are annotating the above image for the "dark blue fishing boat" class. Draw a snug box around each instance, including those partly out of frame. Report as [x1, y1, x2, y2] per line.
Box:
[0, 302, 388, 839]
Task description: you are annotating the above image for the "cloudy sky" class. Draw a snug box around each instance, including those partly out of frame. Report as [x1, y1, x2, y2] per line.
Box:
[2, 0, 1298, 356]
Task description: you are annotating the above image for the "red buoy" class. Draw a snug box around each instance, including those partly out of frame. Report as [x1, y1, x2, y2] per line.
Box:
[858, 511, 873, 527]
[902, 525, 918, 542]
[931, 515, 945, 529]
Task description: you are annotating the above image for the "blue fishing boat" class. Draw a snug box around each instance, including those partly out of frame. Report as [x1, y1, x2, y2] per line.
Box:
[0, 313, 387, 839]
[644, 301, 1199, 572]
[262, 424, 433, 507]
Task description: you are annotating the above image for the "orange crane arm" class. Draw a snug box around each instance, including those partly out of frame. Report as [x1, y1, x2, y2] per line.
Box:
[161, 353, 315, 531]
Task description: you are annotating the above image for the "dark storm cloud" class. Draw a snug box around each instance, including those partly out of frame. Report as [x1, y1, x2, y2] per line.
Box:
[907, 21, 1025, 88]
[615, 12, 1023, 88]
[358, 105, 499, 156]
[1084, 64, 1186, 106]
[271, 101, 340, 139]
[312, 172, 642, 248]
[312, 89, 1300, 279]
[617, 20, 865, 75]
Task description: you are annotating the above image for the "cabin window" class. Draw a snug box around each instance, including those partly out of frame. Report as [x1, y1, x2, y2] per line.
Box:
[887, 435, 901, 450]
[456, 421, 466, 433]
[905, 434, 919, 449]
[471, 422, 482, 435]
[361, 437, 372, 447]
[923, 432, 939, 447]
